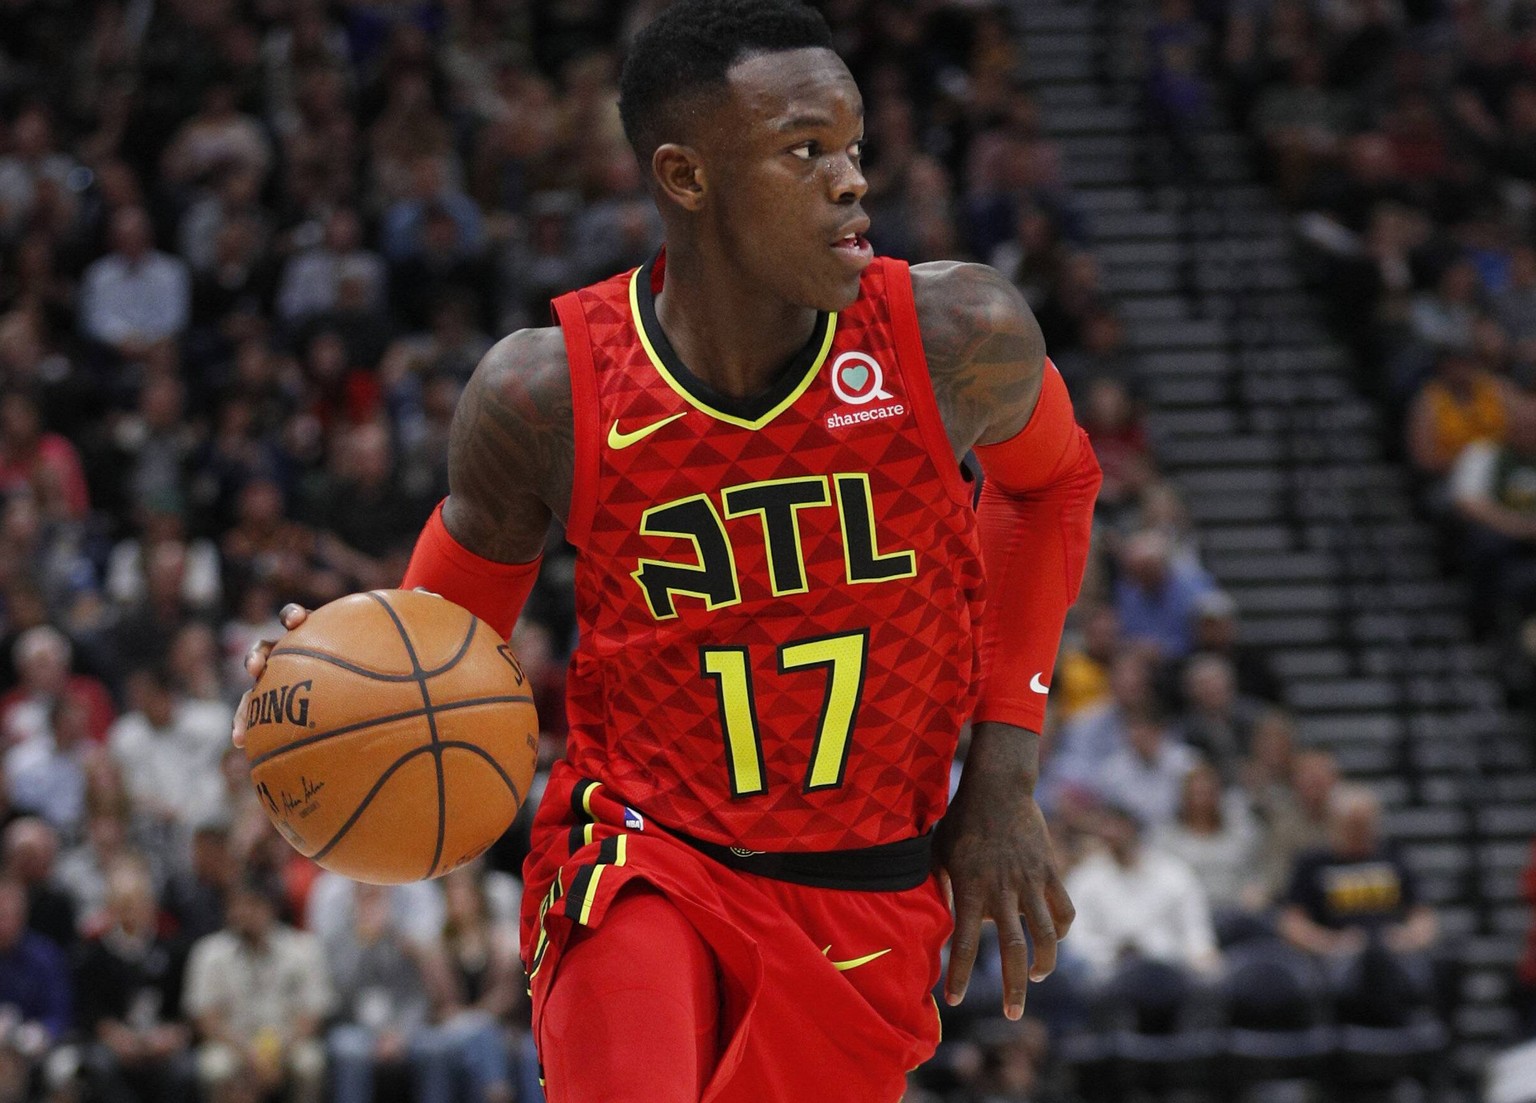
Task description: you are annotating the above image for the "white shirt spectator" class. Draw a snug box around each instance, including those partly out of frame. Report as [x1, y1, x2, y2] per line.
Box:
[80, 251, 190, 347]
[1066, 847, 1219, 979]
[108, 698, 231, 829]
[183, 922, 333, 1039]
[4, 734, 86, 836]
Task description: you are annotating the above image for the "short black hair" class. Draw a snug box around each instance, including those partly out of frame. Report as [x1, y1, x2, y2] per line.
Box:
[619, 0, 835, 161]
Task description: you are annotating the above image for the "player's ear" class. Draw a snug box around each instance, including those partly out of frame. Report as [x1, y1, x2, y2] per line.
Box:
[653, 144, 707, 213]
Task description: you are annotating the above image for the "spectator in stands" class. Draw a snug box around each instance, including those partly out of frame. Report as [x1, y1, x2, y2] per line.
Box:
[109, 666, 231, 864]
[1239, 707, 1300, 811]
[161, 821, 236, 945]
[1113, 529, 1217, 659]
[54, 802, 134, 931]
[160, 82, 272, 189]
[1095, 704, 1200, 829]
[0, 105, 77, 238]
[276, 207, 387, 329]
[1405, 344, 1515, 482]
[3, 817, 73, 951]
[1174, 652, 1267, 776]
[4, 691, 92, 839]
[1259, 748, 1340, 900]
[0, 877, 69, 1101]
[1449, 411, 1536, 636]
[1080, 376, 1153, 521]
[1152, 762, 1267, 943]
[325, 881, 459, 1103]
[1041, 650, 1157, 813]
[78, 207, 191, 367]
[1184, 588, 1284, 704]
[1252, 53, 1354, 200]
[306, 869, 445, 952]
[438, 866, 520, 1103]
[1051, 305, 1136, 398]
[183, 872, 330, 1103]
[1065, 803, 1220, 1024]
[1052, 604, 1120, 722]
[73, 857, 195, 1103]
[1279, 786, 1439, 1025]
[0, 389, 91, 522]
[302, 421, 429, 589]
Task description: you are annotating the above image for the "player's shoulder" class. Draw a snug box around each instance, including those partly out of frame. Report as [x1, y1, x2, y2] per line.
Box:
[472, 325, 571, 404]
[908, 260, 1031, 339]
[903, 260, 1045, 450]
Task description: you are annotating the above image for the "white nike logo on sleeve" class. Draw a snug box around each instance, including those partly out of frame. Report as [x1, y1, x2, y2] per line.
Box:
[1029, 672, 1049, 694]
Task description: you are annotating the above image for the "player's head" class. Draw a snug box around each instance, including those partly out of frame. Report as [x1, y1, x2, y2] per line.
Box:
[620, 0, 870, 310]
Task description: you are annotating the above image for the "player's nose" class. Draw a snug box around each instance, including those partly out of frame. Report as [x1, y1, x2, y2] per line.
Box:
[831, 155, 868, 205]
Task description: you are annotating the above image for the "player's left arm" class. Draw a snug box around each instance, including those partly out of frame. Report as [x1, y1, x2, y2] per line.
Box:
[911, 261, 1103, 1020]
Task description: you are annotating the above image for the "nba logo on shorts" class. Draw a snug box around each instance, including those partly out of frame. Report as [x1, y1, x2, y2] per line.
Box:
[623, 806, 645, 831]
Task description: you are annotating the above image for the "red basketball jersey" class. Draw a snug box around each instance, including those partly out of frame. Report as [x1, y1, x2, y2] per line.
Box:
[551, 251, 983, 852]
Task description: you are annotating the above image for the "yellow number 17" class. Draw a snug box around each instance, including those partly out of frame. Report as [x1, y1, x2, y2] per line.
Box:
[700, 630, 869, 798]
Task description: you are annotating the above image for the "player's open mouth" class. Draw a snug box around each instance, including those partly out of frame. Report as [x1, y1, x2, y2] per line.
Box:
[831, 230, 873, 267]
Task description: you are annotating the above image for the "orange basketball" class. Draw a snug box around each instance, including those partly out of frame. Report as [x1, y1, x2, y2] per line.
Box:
[242, 589, 539, 884]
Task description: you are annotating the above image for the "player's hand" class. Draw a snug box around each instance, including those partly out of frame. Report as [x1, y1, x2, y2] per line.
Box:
[934, 721, 1073, 1021]
[231, 604, 310, 748]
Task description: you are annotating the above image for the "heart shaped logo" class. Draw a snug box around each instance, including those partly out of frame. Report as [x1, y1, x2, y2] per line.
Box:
[828, 351, 891, 405]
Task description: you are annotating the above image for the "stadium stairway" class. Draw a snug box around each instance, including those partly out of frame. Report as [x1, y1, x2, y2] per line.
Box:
[1008, 0, 1536, 1091]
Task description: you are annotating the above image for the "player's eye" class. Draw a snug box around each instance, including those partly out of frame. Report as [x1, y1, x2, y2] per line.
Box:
[790, 142, 819, 161]
[850, 139, 868, 160]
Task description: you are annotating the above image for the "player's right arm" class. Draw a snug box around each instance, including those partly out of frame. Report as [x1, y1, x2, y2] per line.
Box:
[232, 328, 574, 746]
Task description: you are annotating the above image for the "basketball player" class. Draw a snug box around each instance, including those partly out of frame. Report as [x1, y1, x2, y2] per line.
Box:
[234, 2, 1100, 1099]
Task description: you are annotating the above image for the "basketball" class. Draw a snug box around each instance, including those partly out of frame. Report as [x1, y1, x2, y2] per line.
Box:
[242, 589, 539, 885]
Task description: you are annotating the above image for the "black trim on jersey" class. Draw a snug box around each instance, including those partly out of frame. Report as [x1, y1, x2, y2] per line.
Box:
[635, 252, 832, 422]
[669, 826, 933, 892]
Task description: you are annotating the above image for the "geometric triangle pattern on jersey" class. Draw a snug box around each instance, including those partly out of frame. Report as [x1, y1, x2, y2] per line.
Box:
[553, 253, 986, 852]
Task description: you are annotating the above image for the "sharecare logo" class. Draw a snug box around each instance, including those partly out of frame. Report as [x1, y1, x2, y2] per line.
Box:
[827, 351, 903, 429]
[829, 352, 893, 405]
[827, 404, 906, 429]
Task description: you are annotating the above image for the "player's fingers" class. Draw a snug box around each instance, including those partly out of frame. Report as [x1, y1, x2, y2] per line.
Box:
[279, 603, 310, 629]
[231, 688, 251, 749]
[244, 640, 274, 679]
[1022, 885, 1060, 984]
[945, 890, 985, 1007]
[997, 904, 1032, 1020]
[1047, 872, 1076, 940]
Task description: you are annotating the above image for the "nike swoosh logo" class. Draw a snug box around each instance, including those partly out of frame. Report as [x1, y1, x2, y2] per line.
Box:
[1030, 672, 1049, 694]
[607, 412, 686, 450]
[822, 945, 892, 972]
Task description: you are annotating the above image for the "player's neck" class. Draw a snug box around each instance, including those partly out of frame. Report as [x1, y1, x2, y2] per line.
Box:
[653, 242, 820, 401]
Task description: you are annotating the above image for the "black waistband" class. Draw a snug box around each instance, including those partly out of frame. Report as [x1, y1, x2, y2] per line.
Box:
[669, 827, 933, 892]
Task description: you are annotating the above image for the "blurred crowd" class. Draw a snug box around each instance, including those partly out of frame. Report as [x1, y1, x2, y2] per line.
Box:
[1152, 0, 1536, 673]
[0, 0, 1476, 1100]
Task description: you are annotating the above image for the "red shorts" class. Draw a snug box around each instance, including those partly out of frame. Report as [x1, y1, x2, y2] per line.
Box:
[521, 763, 952, 1103]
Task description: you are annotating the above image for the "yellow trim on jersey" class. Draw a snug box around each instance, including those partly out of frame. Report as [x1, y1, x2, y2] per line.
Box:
[578, 866, 605, 925]
[627, 267, 839, 431]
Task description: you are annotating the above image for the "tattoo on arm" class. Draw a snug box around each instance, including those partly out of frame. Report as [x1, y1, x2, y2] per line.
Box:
[442, 327, 574, 563]
[912, 261, 1047, 456]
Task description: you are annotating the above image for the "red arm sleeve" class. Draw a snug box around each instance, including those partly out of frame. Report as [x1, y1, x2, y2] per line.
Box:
[400, 500, 542, 640]
[971, 361, 1101, 733]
